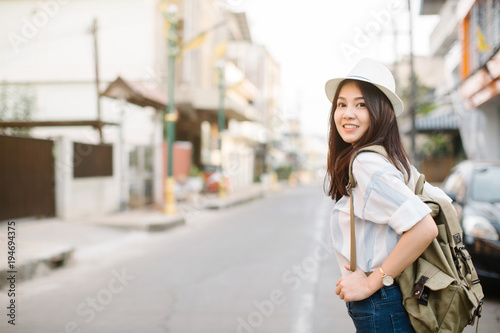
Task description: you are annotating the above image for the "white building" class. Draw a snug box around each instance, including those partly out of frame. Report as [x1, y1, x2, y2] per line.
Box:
[420, 0, 500, 160]
[0, 0, 281, 219]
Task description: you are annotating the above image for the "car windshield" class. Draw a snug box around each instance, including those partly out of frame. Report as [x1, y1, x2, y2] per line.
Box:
[471, 166, 500, 202]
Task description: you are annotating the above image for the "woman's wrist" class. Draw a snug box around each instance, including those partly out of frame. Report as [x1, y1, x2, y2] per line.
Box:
[366, 270, 384, 294]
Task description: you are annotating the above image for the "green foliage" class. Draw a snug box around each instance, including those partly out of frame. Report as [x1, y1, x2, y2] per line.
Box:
[0, 83, 36, 135]
[419, 134, 454, 158]
[253, 174, 261, 183]
[189, 164, 202, 177]
[399, 74, 436, 116]
[276, 165, 293, 180]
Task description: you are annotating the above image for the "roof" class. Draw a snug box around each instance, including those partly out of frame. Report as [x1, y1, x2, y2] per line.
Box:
[232, 12, 252, 42]
[420, 0, 446, 15]
[415, 110, 461, 133]
[101, 76, 167, 110]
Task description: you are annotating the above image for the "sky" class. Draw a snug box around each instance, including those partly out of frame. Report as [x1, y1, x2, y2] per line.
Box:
[235, 0, 439, 138]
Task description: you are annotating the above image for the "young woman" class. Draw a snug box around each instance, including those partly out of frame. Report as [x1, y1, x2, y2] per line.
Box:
[324, 58, 451, 332]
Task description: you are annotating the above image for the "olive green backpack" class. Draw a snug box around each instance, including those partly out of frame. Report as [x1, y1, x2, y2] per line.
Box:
[348, 145, 484, 333]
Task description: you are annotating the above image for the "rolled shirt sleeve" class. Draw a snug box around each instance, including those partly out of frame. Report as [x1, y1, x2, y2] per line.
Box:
[409, 165, 453, 203]
[352, 153, 432, 234]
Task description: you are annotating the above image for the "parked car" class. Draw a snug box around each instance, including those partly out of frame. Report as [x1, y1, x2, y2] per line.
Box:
[441, 160, 500, 280]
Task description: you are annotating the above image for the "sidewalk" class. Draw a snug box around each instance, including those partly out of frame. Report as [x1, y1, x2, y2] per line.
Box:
[0, 182, 272, 289]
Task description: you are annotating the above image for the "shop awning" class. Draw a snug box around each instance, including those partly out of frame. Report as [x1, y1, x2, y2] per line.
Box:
[402, 109, 461, 134]
[415, 109, 460, 133]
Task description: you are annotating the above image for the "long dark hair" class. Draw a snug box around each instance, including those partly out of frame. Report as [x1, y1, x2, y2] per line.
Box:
[325, 79, 410, 200]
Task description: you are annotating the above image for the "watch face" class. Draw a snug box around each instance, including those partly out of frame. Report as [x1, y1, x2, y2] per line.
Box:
[382, 275, 394, 286]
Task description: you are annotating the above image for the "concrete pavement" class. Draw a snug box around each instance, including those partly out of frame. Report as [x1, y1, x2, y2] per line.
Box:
[0, 182, 277, 289]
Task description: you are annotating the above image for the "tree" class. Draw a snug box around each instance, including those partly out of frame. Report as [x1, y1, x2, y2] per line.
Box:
[0, 83, 36, 135]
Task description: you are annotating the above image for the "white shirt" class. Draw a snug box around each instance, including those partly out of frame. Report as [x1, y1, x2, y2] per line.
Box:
[330, 152, 451, 276]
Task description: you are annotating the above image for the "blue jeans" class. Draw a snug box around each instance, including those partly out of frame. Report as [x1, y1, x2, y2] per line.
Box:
[346, 284, 415, 333]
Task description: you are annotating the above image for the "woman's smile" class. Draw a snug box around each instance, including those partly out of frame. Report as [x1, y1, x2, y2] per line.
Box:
[334, 82, 371, 144]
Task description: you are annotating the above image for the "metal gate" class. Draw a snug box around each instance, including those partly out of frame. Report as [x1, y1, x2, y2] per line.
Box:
[0, 135, 55, 221]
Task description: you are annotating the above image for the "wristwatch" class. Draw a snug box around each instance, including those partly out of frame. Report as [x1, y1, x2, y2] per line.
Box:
[379, 266, 394, 286]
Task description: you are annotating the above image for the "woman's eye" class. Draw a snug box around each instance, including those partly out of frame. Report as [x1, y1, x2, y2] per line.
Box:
[357, 103, 366, 108]
[337, 103, 346, 108]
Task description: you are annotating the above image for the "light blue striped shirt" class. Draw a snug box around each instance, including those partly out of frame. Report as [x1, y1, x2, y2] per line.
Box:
[330, 152, 451, 275]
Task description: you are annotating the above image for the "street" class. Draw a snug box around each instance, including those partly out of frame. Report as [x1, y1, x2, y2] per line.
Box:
[1, 185, 500, 333]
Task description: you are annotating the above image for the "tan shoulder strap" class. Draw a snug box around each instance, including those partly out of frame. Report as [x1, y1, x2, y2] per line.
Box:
[415, 173, 425, 195]
[347, 145, 408, 272]
[348, 145, 385, 189]
[348, 145, 408, 189]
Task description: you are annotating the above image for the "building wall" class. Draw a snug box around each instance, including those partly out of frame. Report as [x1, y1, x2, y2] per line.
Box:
[0, 0, 166, 215]
[0, 0, 161, 138]
[175, 3, 282, 189]
[458, 0, 500, 160]
[179, 0, 225, 88]
[1, 0, 282, 214]
[54, 136, 120, 219]
[421, 0, 500, 160]
[70, 177, 120, 218]
[0, 0, 158, 82]
[482, 101, 500, 159]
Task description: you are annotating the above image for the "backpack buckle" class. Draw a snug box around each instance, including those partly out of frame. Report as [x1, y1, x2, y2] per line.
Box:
[454, 253, 462, 271]
[476, 301, 483, 318]
[412, 275, 429, 306]
[458, 246, 472, 260]
[469, 301, 483, 325]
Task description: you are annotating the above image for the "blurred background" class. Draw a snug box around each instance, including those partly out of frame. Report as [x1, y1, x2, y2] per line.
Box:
[1, 0, 500, 332]
[1, 0, 499, 217]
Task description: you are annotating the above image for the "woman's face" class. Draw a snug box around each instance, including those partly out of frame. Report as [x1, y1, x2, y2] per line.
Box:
[334, 82, 371, 144]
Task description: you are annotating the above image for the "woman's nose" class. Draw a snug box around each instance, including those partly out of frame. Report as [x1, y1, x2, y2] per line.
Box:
[342, 106, 355, 119]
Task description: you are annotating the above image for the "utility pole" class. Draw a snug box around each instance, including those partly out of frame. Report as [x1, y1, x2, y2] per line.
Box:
[163, 4, 179, 215]
[159, 1, 226, 213]
[408, 0, 417, 165]
[217, 59, 226, 198]
[90, 18, 103, 143]
[392, 16, 399, 89]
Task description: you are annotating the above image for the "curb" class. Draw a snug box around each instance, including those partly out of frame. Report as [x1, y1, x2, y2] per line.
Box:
[206, 189, 265, 210]
[0, 244, 74, 289]
[88, 212, 186, 232]
[0, 185, 271, 288]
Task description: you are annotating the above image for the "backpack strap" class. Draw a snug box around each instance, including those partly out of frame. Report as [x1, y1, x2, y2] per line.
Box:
[347, 182, 356, 272]
[418, 189, 484, 328]
[347, 145, 407, 272]
[434, 196, 484, 306]
[415, 173, 425, 195]
[429, 196, 482, 290]
[348, 145, 409, 190]
[347, 146, 484, 329]
[417, 177, 481, 295]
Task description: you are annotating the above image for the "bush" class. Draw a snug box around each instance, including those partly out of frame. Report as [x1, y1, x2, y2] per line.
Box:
[275, 166, 293, 180]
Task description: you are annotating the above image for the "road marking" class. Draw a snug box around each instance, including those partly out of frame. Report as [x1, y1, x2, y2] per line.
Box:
[291, 196, 331, 333]
[292, 293, 315, 333]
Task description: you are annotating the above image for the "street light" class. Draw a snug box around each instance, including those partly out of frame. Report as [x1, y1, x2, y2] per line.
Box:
[160, 2, 227, 209]
[163, 3, 179, 215]
[216, 59, 226, 198]
[407, 0, 417, 166]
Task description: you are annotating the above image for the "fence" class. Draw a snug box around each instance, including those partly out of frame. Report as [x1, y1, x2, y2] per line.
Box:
[0, 135, 55, 221]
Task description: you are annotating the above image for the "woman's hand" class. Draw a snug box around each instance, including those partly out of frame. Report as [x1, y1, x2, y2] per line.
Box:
[335, 265, 378, 302]
[335, 214, 438, 304]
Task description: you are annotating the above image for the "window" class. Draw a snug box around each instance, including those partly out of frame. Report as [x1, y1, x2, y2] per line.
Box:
[442, 169, 466, 203]
[471, 166, 500, 202]
[73, 142, 113, 178]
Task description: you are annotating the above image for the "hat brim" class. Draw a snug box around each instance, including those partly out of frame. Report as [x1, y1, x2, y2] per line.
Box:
[325, 77, 404, 117]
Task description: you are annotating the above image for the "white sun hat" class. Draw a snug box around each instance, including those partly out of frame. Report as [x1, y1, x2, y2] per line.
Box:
[324, 58, 404, 116]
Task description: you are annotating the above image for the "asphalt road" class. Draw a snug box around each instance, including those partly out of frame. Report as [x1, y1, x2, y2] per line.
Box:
[1, 185, 499, 332]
